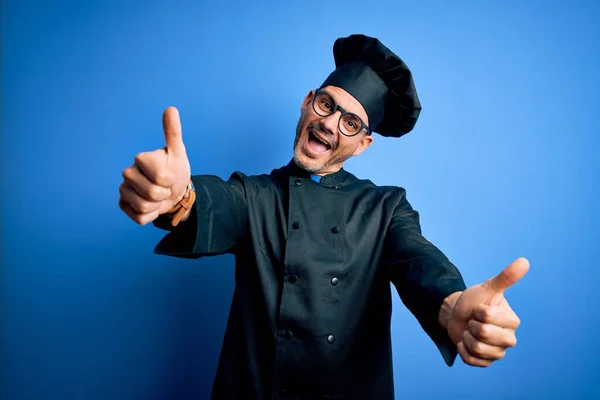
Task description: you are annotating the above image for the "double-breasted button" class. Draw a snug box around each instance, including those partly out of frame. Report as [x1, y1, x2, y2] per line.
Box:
[287, 274, 298, 283]
[331, 277, 339, 286]
[331, 226, 340, 234]
[292, 221, 300, 229]
[282, 330, 293, 339]
[327, 334, 336, 344]
[294, 179, 302, 186]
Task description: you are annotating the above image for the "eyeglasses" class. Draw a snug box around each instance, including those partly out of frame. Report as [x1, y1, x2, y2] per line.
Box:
[311, 89, 370, 137]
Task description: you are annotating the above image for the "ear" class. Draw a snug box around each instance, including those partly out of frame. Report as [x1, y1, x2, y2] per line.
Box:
[300, 90, 315, 114]
[352, 134, 374, 156]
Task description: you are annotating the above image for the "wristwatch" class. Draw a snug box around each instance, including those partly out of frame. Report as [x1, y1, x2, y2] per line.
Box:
[167, 180, 196, 227]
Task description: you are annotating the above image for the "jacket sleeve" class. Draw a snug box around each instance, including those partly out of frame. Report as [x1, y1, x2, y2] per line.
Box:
[384, 188, 467, 366]
[152, 172, 249, 258]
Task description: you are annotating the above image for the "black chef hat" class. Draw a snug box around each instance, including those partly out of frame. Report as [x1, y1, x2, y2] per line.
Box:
[319, 34, 422, 138]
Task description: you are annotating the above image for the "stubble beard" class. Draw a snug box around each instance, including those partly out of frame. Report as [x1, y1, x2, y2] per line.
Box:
[293, 113, 352, 174]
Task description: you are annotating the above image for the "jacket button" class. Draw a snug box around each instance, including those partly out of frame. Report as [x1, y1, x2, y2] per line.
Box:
[331, 226, 340, 234]
[327, 334, 335, 344]
[294, 179, 302, 186]
[292, 221, 300, 230]
[283, 330, 293, 339]
[331, 277, 339, 286]
[288, 274, 298, 283]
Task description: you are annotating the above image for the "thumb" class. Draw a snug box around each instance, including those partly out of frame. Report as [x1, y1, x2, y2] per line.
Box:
[482, 257, 530, 293]
[162, 106, 186, 157]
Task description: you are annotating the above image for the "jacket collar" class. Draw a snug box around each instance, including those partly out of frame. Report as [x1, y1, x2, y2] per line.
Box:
[283, 159, 358, 188]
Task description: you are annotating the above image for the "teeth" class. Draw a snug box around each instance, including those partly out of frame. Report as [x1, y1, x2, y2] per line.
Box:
[312, 132, 330, 147]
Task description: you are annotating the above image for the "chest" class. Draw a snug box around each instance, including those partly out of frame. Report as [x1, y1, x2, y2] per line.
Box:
[246, 177, 396, 277]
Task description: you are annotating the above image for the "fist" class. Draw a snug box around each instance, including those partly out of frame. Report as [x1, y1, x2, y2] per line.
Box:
[447, 258, 529, 367]
[119, 107, 191, 225]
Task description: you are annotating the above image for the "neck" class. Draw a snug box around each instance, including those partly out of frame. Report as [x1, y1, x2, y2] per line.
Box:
[314, 163, 344, 176]
[291, 157, 344, 177]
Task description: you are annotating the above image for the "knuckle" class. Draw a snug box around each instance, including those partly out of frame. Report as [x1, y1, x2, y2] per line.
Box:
[470, 341, 484, 357]
[514, 316, 521, 328]
[481, 308, 494, 322]
[126, 197, 141, 212]
[133, 156, 144, 170]
[154, 170, 171, 185]
[121, 204, 141, 224]
[135, 203, 147, 214]
[478, 324, 490, 340]
[147, 185, 165, 201]
[140, 212, 158, 225]
[462, 330, 470, 342]
[137, 201, 155, 214]
[145, 185, 158, 199]
[134, 152, 147, 164]
[132, 211, 150, 225]
[122, 167, 133, 181]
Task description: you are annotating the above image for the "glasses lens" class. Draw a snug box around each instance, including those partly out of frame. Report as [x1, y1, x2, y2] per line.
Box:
[340, 114, 362, 136]
[313, 93, 335, 117]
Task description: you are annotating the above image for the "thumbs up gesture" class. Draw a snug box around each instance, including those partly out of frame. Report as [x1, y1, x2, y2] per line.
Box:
[446, 258, 530, 367]
[119, 107, 191, 225]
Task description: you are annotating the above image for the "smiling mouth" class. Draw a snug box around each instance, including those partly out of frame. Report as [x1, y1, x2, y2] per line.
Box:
[307, 130, 332, 154]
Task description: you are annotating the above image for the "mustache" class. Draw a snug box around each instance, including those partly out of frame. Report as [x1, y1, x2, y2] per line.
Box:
[307, 121, 336, 148]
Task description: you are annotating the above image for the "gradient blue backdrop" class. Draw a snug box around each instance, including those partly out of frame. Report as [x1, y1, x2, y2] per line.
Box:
[3, 1, 599, 399]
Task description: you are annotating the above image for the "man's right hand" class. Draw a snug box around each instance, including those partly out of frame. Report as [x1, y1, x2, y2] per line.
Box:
[119, 107, 192, 225]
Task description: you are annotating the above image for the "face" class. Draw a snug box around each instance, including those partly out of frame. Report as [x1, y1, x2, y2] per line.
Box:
[293, 86, 373, 175]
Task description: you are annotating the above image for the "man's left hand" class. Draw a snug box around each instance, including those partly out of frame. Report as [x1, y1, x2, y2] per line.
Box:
[446, 257, 530, 367]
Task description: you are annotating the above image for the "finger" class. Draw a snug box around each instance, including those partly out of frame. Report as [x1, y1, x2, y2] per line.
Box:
[119, 198, 159, 226]
[457, 341, 492, 368]
[119, 182, 162, 215]
[134, 151, 176, 187]
[463, 330, 507, 361]
[468, 319, 517, 348]
[472, 304, 521, 330]
[482, 257, 530, 293]
[163, 106, 186, 157]
[122, 165, 172, 202]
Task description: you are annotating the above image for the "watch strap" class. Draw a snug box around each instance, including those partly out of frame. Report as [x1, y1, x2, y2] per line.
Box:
[166, 180, 196, 227]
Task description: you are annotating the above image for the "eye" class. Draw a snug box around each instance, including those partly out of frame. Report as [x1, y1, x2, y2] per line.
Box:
[315, 93, 336, 115]
[319, 99, 332, 110]
[342, 115, 361, 133]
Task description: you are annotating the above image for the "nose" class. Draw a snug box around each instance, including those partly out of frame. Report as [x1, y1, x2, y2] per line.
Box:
[322, 109, 341, 135]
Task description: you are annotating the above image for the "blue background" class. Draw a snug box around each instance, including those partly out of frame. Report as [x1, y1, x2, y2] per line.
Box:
[2, 1, 599, 399]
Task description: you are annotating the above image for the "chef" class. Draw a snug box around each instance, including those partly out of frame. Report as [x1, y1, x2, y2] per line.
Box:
[119, 34, 528, 400]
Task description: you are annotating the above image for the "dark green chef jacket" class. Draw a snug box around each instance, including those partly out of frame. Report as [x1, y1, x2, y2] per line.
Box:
[153, 159, 467, 400]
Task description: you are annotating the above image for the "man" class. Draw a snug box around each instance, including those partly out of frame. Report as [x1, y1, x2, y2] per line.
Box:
[119, 34, 528, 399]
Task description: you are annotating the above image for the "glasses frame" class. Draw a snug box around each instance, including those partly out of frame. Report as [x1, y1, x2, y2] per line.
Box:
[311, 89, 371, 137]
